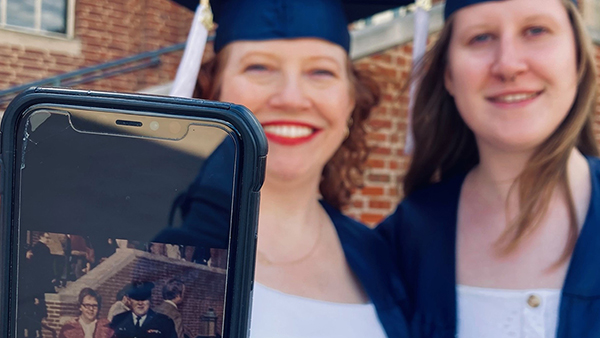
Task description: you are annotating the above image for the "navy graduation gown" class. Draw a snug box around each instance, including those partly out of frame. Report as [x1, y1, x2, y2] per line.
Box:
[157, 139, 410, 337]
[376, 156, 600, 337]
[322, 201, 410, 338]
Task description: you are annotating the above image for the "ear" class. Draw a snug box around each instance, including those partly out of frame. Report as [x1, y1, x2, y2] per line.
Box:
[444, 66, 455, 97]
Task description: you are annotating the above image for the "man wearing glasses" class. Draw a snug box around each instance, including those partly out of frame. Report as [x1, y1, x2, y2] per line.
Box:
[59, 288, 113, 338]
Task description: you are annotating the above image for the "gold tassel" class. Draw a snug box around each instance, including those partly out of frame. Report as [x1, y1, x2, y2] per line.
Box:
[200, 0, 214, 30]
[415, 0, 432, 11]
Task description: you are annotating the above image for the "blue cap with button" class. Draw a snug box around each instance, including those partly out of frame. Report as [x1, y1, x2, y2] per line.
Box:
[172, 0, 411, 53]
[445, 0, 578, 20]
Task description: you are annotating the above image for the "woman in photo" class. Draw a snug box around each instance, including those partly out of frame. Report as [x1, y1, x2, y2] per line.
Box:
[378, 0, 600, 336]
[59, 288, 113, 338]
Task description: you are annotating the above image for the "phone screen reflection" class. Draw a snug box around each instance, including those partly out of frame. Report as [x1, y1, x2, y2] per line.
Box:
[14, 109, 236, 338]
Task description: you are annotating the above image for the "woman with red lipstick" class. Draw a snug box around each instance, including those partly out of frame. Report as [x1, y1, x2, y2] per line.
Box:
[163, 0, 410, 337]
[377, 0, 600, 337]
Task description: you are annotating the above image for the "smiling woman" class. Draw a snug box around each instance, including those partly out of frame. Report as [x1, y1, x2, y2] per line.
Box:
[170, 0, 410, 337]
[377, 0, 600, 337]
[196, 39, 379, 209]
[59, 288, 113, 338]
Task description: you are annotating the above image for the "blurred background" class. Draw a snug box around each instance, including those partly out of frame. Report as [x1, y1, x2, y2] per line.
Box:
[0, 0, 597, 226]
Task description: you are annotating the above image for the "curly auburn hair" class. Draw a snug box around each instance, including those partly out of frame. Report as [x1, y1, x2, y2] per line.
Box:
[193, 45, 381, 209]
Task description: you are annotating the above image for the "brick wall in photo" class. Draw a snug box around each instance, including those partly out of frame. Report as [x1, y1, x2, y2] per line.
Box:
[40, 249, 226, 338]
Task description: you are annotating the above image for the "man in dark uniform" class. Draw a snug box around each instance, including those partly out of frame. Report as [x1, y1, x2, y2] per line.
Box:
[110, 282, 177, 338]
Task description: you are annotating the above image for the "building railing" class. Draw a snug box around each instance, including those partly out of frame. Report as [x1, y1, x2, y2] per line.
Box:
[0, 42, 187, 105]
[0, 3, 418, 106]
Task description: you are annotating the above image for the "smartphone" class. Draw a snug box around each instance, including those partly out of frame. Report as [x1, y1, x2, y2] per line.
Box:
[0, 87, 267, 338]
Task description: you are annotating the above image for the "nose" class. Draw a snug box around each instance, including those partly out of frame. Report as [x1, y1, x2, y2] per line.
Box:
[269, 72, 311, 111]
[490, 36, 528, 83]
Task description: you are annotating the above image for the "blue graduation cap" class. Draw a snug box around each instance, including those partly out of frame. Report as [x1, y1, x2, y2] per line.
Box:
[444, 0, 578, 19]
[174, 0, 412, 52]
[169, 0, 411, 97]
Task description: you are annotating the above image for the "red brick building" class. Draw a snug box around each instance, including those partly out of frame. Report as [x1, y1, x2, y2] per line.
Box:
[1, 0, 599, 226]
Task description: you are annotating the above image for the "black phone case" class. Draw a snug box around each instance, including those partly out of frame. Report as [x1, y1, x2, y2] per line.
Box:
[0, 87, 267, 338]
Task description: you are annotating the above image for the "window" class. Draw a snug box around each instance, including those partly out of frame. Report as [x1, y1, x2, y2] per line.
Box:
[0, 0, 74, 38]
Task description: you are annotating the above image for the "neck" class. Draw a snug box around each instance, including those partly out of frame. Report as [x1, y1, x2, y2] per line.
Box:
[471, 143, 534, 201]
[257, 173, 325, 259]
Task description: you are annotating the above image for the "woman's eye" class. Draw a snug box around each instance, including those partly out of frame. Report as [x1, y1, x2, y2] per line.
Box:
[469, 33, 493, 45]
[525, 26, 548, 36]
[244, 64, 269, 72]
[310, 69, 336, 77]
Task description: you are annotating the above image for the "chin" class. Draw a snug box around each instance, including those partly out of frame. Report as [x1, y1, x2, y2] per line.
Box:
[486, 135, 548, 153]
[265, 165, 319, 184]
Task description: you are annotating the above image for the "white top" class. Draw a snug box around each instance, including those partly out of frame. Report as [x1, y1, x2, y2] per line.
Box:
[132, 313, 148, 327]
[79, 319, 97, 338]
[249, 283, 387, 338]
[457, 285, 561, 338]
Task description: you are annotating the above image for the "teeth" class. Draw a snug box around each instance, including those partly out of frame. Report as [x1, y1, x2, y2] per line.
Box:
[493, 92, 538, 103]
[263, 125, 313, 138]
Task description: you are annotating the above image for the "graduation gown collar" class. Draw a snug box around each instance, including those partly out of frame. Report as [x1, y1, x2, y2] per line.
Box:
[562, 156, 600, 298]
[320, 200, 410, 338]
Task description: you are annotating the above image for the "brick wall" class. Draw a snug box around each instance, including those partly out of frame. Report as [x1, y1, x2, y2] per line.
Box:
[0, 0, 191, 107]
[2, 1, 600, 226]
[347, 44, 414, 224]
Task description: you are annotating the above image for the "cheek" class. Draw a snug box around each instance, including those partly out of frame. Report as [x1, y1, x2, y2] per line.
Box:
[315, 85, 354, 125]
[448, 58, 487, 100]
[219, 76, 265, 112]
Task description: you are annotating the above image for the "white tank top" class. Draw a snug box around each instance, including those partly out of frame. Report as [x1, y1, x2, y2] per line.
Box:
[249, 282, 388, 338]
[457, 285, 561, 338]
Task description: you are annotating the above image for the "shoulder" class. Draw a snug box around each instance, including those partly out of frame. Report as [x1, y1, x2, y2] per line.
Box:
[321, 200, 408, 306]
[321, 200, 390, 254]
[149, 310, 175, 326]
[401, 172, 465, 215]
[377, 172, 466, 239]
[154, 302, 177, 315]
[587, 156, 600, 177]
[321, 201, 371, 237]
[97, 318, 111, 326]
[111, 311, 131, 325]
[60, 318, 80, 331]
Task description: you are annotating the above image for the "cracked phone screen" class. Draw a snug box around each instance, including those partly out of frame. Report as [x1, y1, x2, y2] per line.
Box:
[14, 109, 237, 338]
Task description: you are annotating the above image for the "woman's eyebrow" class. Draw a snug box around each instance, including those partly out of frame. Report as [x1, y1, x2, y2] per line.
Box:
[521, 13, 561, 26]
[305, 56, 343, 67]
[238, 51, 278, 62]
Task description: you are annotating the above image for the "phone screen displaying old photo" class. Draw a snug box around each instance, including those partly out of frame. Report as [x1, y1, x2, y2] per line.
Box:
[12, 109, 237, 338]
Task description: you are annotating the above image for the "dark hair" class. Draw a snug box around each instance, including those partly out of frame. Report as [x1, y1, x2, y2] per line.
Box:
[78, 288, 101, 313]
[193, 46, 381, 209]
[116, 284, 132, 301]
[405, 0, 598, 264]
[162, 278, 185, 301]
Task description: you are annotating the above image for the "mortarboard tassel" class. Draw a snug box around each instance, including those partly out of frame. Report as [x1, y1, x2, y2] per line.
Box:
[170, 0, 214, 98]
[405, 0, 431, 154]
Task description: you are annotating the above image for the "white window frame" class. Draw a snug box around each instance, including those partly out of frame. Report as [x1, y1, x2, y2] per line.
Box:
[0, 0, 75, 39]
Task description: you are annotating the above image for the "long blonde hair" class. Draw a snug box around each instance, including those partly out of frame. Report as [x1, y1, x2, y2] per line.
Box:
[405, 0, 599, 262]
